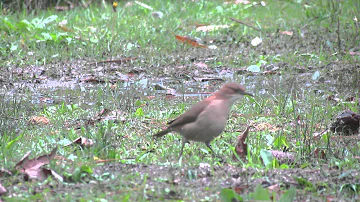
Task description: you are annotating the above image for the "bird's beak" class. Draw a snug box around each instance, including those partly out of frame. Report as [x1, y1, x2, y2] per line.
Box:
[242, 91, 254, 97]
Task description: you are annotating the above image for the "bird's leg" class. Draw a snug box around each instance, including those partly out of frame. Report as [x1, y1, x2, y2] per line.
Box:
[205, 142, 215, 156]
[178, 138, 187, 159]
[206, 142, 224, 163]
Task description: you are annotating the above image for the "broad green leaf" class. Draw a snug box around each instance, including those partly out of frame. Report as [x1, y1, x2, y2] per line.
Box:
[279, 186, 296, 202]
[219, 188, 243, 202]
[42, 15, 58, 25]
[250, 184, 271, 201]
[260, 149, 273, 167]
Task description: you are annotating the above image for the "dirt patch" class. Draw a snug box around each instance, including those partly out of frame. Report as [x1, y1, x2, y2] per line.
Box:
[2, 163, 359, 201]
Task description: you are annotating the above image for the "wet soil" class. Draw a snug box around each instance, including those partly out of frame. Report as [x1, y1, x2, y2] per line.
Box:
[1, 27, 359, 201]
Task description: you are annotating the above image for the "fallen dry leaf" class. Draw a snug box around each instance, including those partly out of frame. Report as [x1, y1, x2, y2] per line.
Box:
[193, 62, 208, 68]
[233, 126, 250, 161]
[0, 183, 6, 195]
[267, 184, 281, 192]
[175, 35, 207, 48]
[234, 185, 248, 194]
[81, 77, 105, 84]
[252, 122, 280, 132]
[58, 25, 73, 32]
[195, 23, 209, 28]
[15, 147, 60, 181]
[313, 148, 326, 159]
[281, 31, 293, 36]
[0, 168, 12, 177]
[15, 148, 57, 170]
[85, 109, 127, 125]
[29, 116, 50, 125]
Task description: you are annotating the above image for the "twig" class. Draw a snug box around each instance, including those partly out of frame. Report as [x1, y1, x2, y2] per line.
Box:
[229, 18, 260, 31]
[300, 16, 319, 30]
[337, 15, 341, 55]
[352, 19, 359, 50]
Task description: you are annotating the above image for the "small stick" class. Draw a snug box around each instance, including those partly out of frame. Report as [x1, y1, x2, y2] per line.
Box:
[337, 15, 341, 55]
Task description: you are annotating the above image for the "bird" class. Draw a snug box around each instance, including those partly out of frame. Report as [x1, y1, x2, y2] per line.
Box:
[153, 82, 253, 159]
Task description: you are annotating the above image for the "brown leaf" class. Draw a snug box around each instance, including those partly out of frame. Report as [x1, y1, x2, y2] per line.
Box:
[326, 94, 341, 103]
[193, 62, 208, 68]
[234, 185, 248, 194]
[81, 77, 105, 84]
[90, 109, 127, 123]
[15, 151, 32, 169]
[24, 167, 63, 181]
[313, 148, 326, 159]
[0, 168, 12, 177]
[267, 184, 280, 192]
[233, 126, 250, 161]
[175, 35, 207, 48]
[41, 168, 63, 182]
[0, 183, 6, 195]
[58, 25, 73, 32]
[195, 23, 209, 28]
[15, 147, 58, 181]
[16, 147, 57, 170]
[29, 116, 50, 125]
[93, 108, 112, 120]
[263, 70, 278, 75]
[252, 122, 280, 132]
[280, 31, 293, 36]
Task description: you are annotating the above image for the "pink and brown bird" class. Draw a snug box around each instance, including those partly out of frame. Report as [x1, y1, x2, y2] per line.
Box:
[154, 82, 253, 158]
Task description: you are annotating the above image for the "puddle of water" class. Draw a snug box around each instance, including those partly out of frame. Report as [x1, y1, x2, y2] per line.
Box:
[1, 64, 359, 112]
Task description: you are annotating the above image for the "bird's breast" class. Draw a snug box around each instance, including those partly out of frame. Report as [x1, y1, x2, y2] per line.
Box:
[180, 99, 231, 142]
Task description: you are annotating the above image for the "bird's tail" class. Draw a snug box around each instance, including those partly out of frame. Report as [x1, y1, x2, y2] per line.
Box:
[153, 128, 171, 138]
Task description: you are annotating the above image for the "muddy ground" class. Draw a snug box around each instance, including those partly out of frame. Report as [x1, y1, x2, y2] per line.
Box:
[1, 25, 360, 202]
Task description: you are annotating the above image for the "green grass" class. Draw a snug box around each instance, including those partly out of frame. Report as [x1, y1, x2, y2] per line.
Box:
[1, 0, 358, 67]
[1, 0, 360, 201]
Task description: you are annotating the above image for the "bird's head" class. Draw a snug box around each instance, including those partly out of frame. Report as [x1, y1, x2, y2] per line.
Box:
[215, 82, 253, 101]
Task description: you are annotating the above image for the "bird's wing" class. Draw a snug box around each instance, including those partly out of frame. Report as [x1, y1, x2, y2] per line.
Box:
[167, 96, 215, 128]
